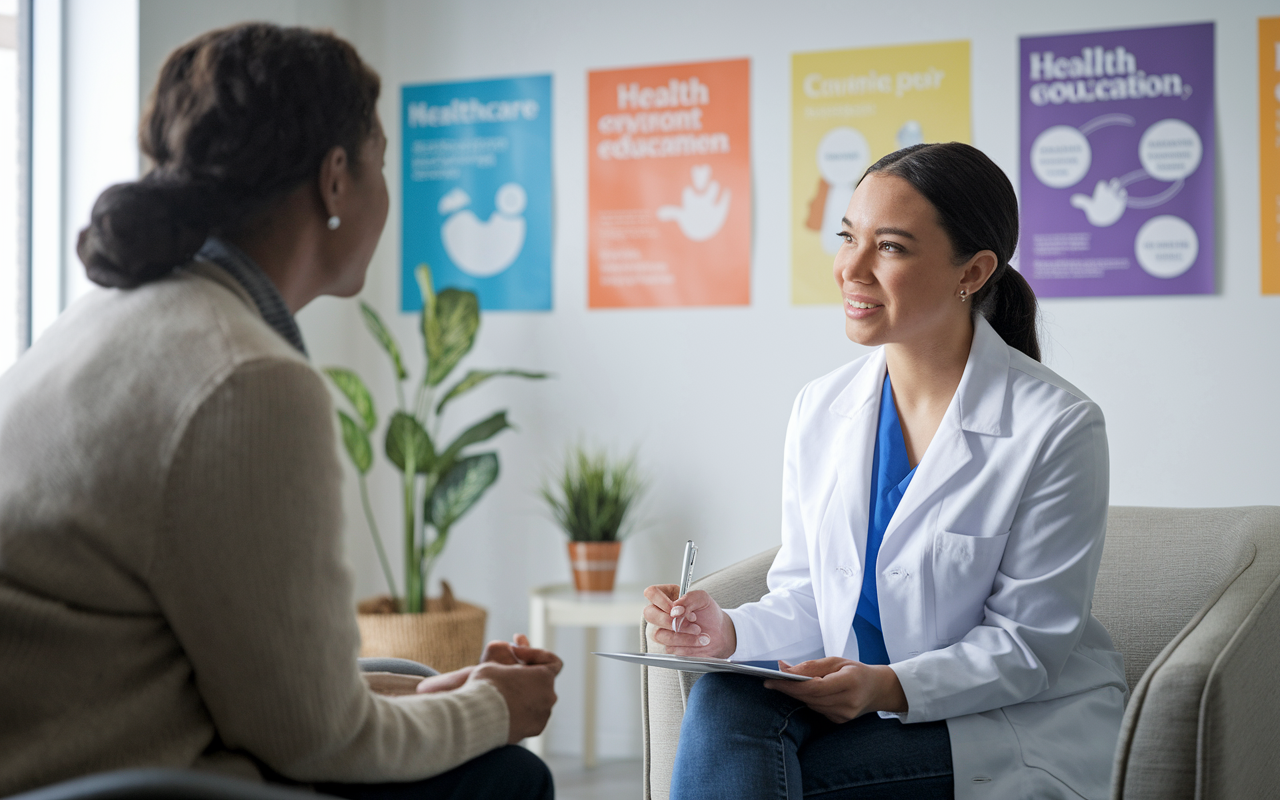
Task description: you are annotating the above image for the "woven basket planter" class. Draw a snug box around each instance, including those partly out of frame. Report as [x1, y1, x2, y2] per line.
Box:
[356, 583, 487, 674]
[567, 541, 622, 592]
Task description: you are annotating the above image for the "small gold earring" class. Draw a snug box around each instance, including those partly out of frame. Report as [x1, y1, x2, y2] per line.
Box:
[958, 289, 968, 302]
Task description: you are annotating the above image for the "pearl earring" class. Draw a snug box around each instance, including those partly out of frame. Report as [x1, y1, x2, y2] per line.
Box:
[327, 215, 341, 230]
[958, 289, 968, 302]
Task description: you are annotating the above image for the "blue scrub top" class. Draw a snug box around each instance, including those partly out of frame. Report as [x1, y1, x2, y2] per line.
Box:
[852, 373, 918, 665]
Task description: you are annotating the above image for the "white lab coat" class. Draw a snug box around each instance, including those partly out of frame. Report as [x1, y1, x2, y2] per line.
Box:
[725, 316, 1128, 800]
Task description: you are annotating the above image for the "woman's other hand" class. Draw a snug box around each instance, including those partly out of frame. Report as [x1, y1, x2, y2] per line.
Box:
[763, 658, 908, 723]
[643, 584, 736, 658]
[418, 633, 563, 744]
[480, 633, 562, 671]
[416, 634, 563, 694]
[468, 660, 560, 744]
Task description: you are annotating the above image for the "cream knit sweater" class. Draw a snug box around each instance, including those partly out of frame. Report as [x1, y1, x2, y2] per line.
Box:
[0, 262, 509, 795]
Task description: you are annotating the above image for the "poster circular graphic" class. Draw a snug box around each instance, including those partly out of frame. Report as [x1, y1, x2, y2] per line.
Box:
[496, 182, 528, 215]
[1134, 215, 1198, 279]
[1030, 125, 1091, 189]
[1138, 119, 1202, 182]
[816, 127, 870, 186]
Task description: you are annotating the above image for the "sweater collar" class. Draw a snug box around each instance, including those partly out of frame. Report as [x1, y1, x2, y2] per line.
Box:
[196, 236, 308, 357]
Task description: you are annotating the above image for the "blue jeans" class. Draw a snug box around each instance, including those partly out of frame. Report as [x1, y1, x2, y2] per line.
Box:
[315, 745, 552, 800]
[671, 673, 952, 800]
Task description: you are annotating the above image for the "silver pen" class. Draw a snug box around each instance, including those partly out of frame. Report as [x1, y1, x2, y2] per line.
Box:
[673, 539, 698, 633]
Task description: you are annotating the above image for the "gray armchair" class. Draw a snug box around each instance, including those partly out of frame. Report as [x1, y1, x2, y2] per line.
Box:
[640, 506, 1280, 800]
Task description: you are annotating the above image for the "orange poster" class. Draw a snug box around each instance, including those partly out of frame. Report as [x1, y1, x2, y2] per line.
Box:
[588, 59, 751, 308]
[1262, 17, 1280, 294]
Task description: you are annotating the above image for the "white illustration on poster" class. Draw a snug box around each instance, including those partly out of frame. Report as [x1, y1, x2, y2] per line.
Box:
[1030, 115, 1201, 278]
[657, 164, 732, 242]
[438, 183, 528, 277]
[896, 120, 924, 148]
[1134, 215, 1198, 278]
[813, 127, 870, 255]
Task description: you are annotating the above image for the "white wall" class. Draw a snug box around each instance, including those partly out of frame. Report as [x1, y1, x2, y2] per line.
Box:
[133, 0, 1279, 762]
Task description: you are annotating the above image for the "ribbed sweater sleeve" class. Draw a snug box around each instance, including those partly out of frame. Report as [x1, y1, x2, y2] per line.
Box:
[148, 358, 509, 782]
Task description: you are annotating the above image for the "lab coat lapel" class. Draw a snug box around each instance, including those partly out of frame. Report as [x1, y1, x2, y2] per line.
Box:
[880, 317, 1010, 548]
[824, 350, 887, 657]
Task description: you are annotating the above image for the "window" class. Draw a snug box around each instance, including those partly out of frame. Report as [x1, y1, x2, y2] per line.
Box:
[0, 0, 19, 373]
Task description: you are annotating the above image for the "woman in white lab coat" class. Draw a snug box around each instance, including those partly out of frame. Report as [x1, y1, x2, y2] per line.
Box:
[644, 142, 1127, 800]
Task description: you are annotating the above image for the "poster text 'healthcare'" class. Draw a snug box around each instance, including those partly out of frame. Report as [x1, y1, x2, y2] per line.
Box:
[402, 75, 553, 312]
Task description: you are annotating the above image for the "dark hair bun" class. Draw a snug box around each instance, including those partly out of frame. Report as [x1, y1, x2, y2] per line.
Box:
[78, 23, 380, 289]
[77, 177, 213, 289]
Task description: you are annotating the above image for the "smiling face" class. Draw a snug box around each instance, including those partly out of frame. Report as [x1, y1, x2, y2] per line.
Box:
[832, 172, 991, 351]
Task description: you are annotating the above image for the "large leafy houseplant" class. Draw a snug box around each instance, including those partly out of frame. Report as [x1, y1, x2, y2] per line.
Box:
[324, 265, 545, 613]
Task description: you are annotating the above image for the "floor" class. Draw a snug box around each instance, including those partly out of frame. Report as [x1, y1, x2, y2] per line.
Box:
[546, 755, 643, 800]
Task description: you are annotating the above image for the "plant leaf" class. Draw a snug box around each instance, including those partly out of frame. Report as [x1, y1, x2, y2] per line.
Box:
[323, 367, 376, 431]
[415, 263, 437, 329]
[420, 264, 480, 387]
[540, 447, 646, 542]
[384, 411, 435, 474]
[429, 452, 499, 532]
[436, 369, 550, 415]
[415, 265, 438, 379]
[361, 302, 408, 381]
[438, 411, 511, 468]
[337, 411, 373, 474]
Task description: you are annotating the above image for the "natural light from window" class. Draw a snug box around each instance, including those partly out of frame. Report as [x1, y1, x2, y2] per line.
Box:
[0, 0, 18, 373]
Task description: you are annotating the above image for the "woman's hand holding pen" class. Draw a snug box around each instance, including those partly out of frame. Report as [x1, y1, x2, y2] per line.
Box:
[643, 584, 737, 658]
[763, 657, 908, 723]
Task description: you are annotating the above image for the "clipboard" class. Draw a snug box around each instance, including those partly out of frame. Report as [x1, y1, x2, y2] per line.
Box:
[593, 652, 812, 681]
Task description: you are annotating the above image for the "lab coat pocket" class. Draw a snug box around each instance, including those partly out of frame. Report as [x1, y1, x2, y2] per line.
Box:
[933, 529, 1010, 641]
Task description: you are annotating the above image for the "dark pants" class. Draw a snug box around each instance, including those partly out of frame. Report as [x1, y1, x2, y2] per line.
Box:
[670, 673, 953, 800]
[315, 745, 552, 800]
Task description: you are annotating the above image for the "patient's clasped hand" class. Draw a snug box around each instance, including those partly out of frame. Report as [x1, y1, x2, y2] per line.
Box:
[414, 635, 563, 744]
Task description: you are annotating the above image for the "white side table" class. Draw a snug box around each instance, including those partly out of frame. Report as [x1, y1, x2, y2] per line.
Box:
[526, 583, 647, 768]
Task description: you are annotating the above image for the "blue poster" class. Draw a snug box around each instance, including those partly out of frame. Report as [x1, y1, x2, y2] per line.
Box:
[401, 75, 552, 311]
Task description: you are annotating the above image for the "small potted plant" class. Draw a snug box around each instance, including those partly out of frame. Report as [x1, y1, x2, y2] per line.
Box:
[324, 264, 546, 672]
[541, 446, 647, 592]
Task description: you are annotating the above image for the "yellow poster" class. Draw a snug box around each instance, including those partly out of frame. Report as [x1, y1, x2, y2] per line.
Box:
[1261, 17, 1280, 294]
[791, 41, 971, 305]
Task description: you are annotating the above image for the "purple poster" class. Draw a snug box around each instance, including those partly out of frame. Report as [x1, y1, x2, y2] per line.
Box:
[1019, 23, 1214, 297]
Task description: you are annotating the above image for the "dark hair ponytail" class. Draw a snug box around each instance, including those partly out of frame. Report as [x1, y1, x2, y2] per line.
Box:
[78, 23, 381, 288]
[863, 142, 1041, 362]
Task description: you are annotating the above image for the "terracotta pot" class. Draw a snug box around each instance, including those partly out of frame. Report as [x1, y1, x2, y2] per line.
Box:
[567, 540, 622, 592]
[356, 582, 487, 674]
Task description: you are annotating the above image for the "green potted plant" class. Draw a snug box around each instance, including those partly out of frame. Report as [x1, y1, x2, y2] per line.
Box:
[324, 264, 546, 672]
[540, 446, 647, 592]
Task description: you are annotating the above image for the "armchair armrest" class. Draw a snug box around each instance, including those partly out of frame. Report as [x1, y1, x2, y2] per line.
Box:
[1113, 541, 1280, 799]
[640, 547, 778, 800]
[3, 769, 324, 800]
[357, 658, 438, 678]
